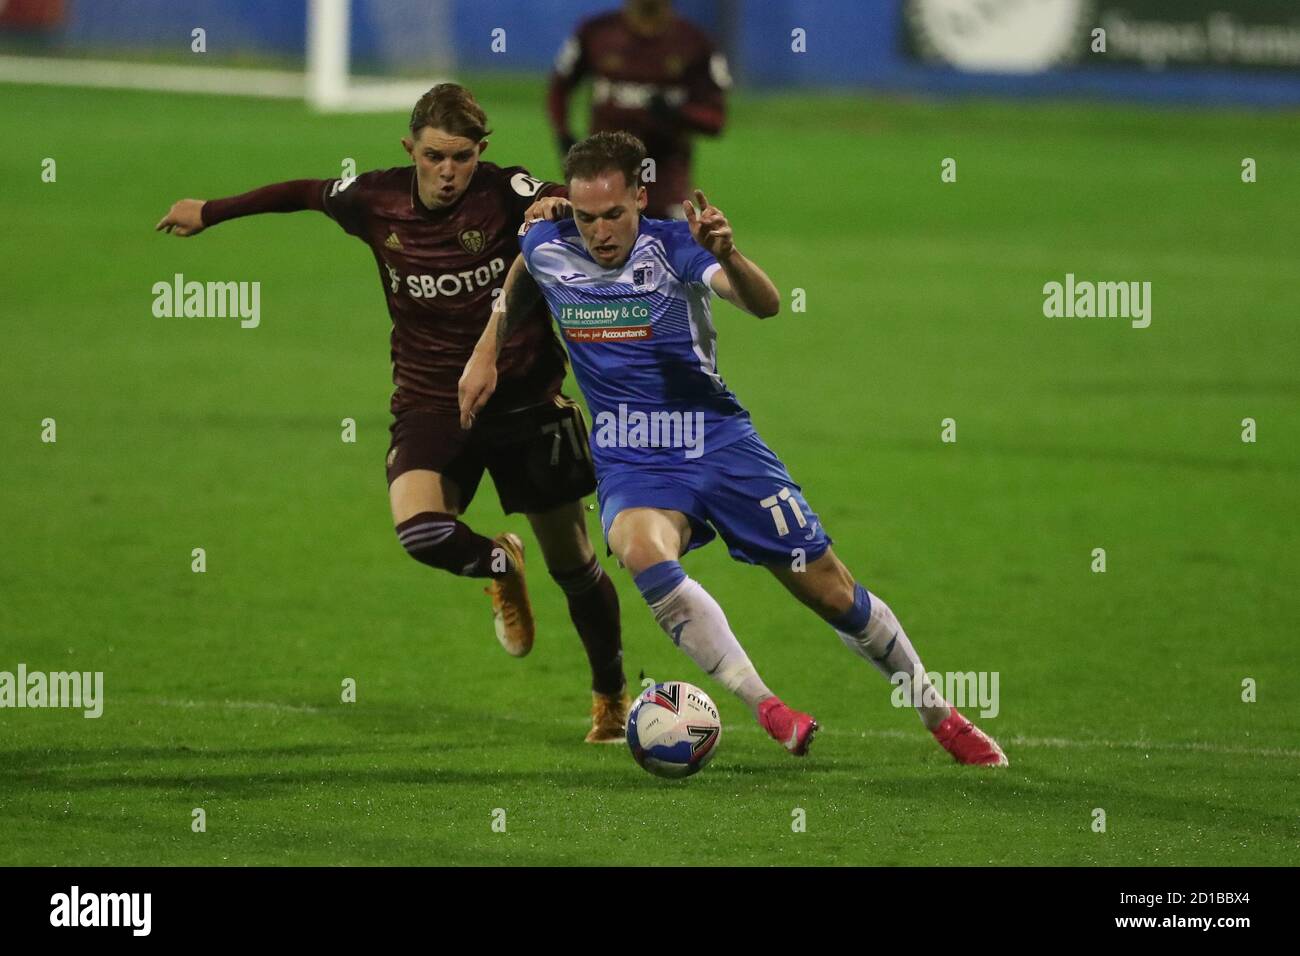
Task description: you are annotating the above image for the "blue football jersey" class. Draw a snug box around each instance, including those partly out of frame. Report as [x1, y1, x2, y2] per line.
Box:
[520, 216, 755, 467]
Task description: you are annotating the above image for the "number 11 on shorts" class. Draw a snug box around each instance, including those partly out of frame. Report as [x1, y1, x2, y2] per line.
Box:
[760, 487, 807, 537]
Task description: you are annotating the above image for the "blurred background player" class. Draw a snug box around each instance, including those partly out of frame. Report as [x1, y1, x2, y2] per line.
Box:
[155, 84, 629, 743]
[547, 0, 729, 219]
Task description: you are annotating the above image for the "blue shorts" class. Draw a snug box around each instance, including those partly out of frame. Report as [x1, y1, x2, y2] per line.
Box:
[596, 433, 832, 566]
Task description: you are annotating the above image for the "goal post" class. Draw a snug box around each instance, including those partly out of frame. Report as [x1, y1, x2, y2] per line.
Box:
[306, 0, 351, 110]
[306, 0, 448, 112]
[0, 0, 454, 112]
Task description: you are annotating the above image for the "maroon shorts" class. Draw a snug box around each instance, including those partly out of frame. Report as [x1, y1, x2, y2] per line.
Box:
[385, 395, 596, 515]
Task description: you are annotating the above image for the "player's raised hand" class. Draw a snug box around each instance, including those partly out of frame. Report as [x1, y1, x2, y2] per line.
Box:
[458, 348, 498, 430]
[524, 196, 573, 223]
[682, 189, 734, 260]
[155, 199, 206, 237]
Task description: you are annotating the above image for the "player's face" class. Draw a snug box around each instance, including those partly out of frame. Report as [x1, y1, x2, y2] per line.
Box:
[569, 172, 648, 268]
[404, 126, 485, 209]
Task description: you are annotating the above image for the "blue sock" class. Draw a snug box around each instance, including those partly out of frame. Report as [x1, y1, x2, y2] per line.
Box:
[633, 560, 687, 605]
[829, 582, 872, 634]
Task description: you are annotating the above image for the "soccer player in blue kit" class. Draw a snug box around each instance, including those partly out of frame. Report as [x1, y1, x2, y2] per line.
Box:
[460, 132, 1007, 765]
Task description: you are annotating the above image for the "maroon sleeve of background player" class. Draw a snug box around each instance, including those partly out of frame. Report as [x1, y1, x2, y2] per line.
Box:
[546, 26, 588, 137]
[680, 41, 727, 136]
[200, 179, 327, 226]
[546, 75, 573, 138]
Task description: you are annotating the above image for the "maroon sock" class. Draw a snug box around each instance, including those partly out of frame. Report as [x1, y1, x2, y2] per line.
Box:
[551, 556, 625, 696]
[395, 512, 510, 579]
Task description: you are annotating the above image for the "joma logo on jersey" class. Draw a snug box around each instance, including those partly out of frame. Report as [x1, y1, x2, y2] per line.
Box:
[394, 257, 507, 299]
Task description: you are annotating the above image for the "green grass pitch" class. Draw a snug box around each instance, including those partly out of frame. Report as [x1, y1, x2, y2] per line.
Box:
[1, 75, 1297, 866]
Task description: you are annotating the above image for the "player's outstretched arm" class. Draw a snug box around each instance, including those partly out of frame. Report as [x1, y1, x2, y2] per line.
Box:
[155, 179, 329, 238]
[458, 254, 543, 429]
[683, 190, 780, 319]
[548, 33, 588, 158]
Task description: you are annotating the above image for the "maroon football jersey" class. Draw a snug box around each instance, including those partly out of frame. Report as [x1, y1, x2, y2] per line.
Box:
[320, 162, 569, 415]
[548, 9, 729, 217]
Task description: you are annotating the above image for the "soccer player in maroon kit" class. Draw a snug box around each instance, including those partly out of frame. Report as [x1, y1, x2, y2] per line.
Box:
[155, 84, 630, 742]
[548, 0, 729, 218]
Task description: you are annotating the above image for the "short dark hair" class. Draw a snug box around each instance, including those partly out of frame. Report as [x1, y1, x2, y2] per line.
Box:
[563, 131, 645, 189]
[409, 83, 491, 141]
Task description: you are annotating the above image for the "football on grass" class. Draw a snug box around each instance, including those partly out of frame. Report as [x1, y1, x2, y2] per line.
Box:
[626, 681, 722, 778]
